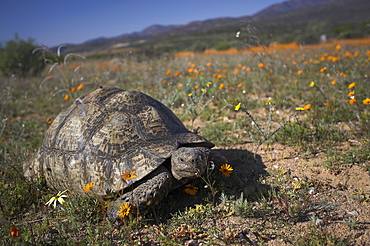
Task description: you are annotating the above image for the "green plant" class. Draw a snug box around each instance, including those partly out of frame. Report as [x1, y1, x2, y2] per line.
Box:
[0, 34, 45, 77]
[234, 99, 296, 153]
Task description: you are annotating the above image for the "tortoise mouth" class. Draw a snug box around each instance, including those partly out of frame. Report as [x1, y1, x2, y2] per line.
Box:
[172, 167, 205, 180]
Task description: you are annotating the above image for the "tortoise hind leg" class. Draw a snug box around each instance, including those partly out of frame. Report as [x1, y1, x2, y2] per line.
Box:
[107, 166, 172, 220]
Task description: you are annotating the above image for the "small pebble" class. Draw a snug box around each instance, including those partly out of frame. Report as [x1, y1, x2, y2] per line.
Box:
[185, 239, 198, 246]
[315, 218, 325, 227]
[308, 187, 318, 195]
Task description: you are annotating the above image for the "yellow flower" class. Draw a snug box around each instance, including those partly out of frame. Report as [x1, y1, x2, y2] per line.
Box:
[206, 82, 212, 86]
[235, 103, 241, 111]
[83, 182, 95, 192]
[219, 164, 233, 177]
[184, 184, 198, 195]
[45, 190, 68, 208]
[266, 99, 273, 105]
[201, 88, 207, 92]
[348, 82, 356, 89]
[121, 171, 137, 181]
[118, 202, 131, 218]
[309, 81, 315, 87]
[188, 93, 193, 97]
[363, 98, 370, 105]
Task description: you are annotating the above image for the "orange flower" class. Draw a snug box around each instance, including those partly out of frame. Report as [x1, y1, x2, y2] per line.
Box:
[362, 98, 370, 105]
[165, 69, 171, 75]
[258, 63, 264, 68]
[121, 171, 137, 181]
[349, 98, 357, 104]
[83, 182, 95, 192]
[136, 87, 141, 90]
[237, 83, 243, 88]
[177, 83, 183, 88]
[348, 82, 356, 89]
[10, 227, 19, 238]
[64, 94, 69, 100]
[320, 67, 327, 72]
[323, 103, 329, 107]
[70, 87, 76, 93]
[194, 85, 199, 90]
[184, 184, 198, 195]
[206, 62, 213, 66]
[303, 104, 311, 110]
[218, 83, 224, 89]
[297, 70, 303, 75]
[162, 80, 167, 84]
[217, 74, 223, 79]
[76, 84, 83, 90]
[46, 118, 52, 124]
[347, 91, 355, 97]
[331, 80, 337, 85]
[233, 69, 240, 74]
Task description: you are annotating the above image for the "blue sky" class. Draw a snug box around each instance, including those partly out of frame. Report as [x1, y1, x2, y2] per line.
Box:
[0, 0, 286, 47]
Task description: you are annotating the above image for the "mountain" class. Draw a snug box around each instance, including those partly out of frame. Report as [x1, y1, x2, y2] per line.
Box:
[57, 0, 370, 55]
[252, 0, 333, 19]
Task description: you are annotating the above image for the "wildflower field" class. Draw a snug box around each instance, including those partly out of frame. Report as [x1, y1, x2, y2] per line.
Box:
[1, 38, 370, 245]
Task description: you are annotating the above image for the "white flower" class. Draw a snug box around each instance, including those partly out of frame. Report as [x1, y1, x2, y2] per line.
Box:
[45, 190, 68, 208]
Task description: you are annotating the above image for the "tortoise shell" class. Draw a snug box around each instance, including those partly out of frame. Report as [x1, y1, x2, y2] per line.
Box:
[28, 87, 214, 196]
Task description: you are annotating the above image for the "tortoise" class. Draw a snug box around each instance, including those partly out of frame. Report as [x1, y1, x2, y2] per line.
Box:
[25, 87, 227, 219]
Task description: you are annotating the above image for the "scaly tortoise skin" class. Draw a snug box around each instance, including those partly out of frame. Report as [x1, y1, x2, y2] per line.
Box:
[25, 87, 226, 218]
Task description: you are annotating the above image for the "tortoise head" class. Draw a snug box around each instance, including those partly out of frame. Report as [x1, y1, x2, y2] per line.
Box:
[171, 147, 210, 180]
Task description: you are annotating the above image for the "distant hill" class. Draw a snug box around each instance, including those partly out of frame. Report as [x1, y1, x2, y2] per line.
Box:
[57, 0, 370, 55]
[252, 0, 333, 19]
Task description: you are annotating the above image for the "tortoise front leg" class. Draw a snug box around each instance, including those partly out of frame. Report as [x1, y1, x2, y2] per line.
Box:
[107, 166, 172, 220]
[209, 150, 228, 168]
